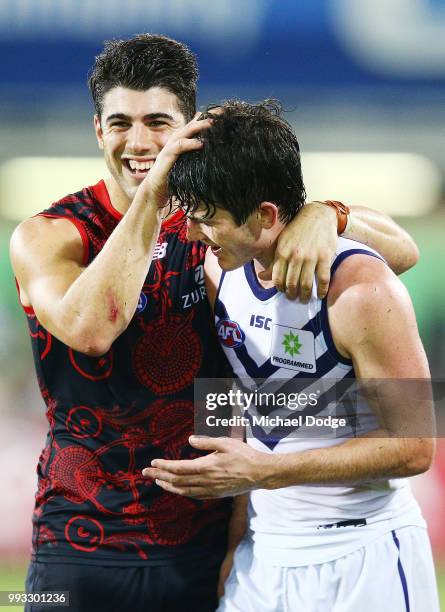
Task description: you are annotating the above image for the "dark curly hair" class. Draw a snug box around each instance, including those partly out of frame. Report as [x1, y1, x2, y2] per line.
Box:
[88, 33, 198, 121]
[168, 99, 306, 226]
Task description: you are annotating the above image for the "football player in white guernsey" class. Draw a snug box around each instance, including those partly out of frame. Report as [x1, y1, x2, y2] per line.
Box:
[143, 101, 438, 611]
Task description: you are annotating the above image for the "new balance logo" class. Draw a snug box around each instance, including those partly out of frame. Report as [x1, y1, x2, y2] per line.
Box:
[153, 242, 168, 260]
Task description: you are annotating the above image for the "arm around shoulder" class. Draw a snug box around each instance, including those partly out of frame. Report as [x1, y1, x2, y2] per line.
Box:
[343, 206, 419, 275]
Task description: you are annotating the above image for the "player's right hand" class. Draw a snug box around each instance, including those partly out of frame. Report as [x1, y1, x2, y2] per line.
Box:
[138, 113, 212, 208]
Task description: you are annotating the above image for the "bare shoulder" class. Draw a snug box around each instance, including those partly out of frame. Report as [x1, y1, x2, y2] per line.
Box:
[10, 215, 85, 271]
[327, 254, 418, 359]
[10, 216, 85, 307]
[204, 247, 223, 310]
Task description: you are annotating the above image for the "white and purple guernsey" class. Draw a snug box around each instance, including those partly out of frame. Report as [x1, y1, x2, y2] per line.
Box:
[214, 238, 425, 566]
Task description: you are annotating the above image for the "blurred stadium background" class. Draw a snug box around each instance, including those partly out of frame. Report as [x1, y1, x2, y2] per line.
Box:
[0, 0, 444, 607]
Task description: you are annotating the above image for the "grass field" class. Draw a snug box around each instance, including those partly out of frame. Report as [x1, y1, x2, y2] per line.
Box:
[0, 562, 445, 610]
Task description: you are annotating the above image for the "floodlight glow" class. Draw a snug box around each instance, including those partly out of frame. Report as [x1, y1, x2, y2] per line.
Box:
[0, 157, 107, 222]
[302, 152, 440, 217]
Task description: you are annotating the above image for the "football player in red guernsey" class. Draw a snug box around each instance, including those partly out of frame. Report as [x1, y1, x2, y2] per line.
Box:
[10, 34, 419, 612]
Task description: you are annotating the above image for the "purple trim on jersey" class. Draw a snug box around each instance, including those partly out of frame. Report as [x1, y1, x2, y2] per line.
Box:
[214, 270, 226, 306]
[320, 249, 385, 367]
[248, 370, 356, 451]
[330, 248, 384, 277]
[392, 530, 411, 612]
[244, 261, 278, 301]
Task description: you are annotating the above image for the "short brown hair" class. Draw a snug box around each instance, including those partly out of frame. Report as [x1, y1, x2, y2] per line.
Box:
[88, 33, 198, 121]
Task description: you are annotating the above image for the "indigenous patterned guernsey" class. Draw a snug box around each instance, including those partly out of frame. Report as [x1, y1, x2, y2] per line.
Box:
[20, 180, 230, 566]
[215, 238, 425, 566]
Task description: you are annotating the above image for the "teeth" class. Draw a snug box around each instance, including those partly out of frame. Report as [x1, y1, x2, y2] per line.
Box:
[127, 160, 154, 171]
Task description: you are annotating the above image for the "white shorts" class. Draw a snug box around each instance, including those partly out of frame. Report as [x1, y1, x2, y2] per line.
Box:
[217, 526, 439, 612]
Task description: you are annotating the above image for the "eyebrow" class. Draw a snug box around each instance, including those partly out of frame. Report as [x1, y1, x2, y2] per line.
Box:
[187, 213, 214, 223]
[105, 112, 176, 124]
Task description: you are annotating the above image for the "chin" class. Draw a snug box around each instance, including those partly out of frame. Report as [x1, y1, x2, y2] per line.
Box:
[121, 182, 139, 201]
[218, 258, 243, 272]
[113, 171, 141, 200]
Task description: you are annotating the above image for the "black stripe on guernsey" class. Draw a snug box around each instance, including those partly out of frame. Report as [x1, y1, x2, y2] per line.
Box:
[214, 297, 325, 380]
[392, 530, 411, 612]
[319, 249, 385, 367]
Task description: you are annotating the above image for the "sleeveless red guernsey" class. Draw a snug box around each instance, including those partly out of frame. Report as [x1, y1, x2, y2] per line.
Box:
[21, 181, 230, 566]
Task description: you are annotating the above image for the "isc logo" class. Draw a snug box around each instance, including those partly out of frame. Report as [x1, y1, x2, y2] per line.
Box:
[216, 319, 245, 348]
[249, 314, 272, 330]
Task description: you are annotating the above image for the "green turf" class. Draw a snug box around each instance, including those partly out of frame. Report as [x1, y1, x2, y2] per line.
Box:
[0, 562, 26, 610]
[1, 562, 445, 609]
[438, 567, 445, 610]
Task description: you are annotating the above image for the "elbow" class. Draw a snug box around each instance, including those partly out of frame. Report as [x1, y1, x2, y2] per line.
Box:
[60, 313, 129, 356]
[405, 241, 420, 272]
[395, 240, 420, 275]
[404, 439, 435, 476]
[69, 334, 113, 357]
[81, 340, 113, 357]
[66, 324, 119, 356]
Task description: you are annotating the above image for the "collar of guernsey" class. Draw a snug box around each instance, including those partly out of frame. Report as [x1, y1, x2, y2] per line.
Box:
[91, 179, 185, 228]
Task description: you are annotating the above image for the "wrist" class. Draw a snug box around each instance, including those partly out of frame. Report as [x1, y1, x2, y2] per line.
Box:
[318, 200, 350, 235]
[307, 200, 337, 222]
[257, 453, 284, 489]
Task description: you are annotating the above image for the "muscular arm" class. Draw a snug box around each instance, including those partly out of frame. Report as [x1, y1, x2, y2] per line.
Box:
[343, 205, 419, 274]
[10, 115, 211, 356]
[271, 202, 419, 301]
[10, 191, 163, 355]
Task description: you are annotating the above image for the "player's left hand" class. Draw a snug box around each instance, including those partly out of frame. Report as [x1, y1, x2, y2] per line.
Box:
[142, 436, 267, 499]
[259, 201, 338, 302]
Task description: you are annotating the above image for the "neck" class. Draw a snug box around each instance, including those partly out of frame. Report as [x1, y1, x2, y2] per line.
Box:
[253, 243, 277, 288]
[105, 176, 131, 215]
[104, 176, 178, 222]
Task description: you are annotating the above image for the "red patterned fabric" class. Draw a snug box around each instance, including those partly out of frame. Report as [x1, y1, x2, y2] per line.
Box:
[21, 181, 230, 565]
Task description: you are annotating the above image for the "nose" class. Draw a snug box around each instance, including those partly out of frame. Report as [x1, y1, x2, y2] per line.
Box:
[186, 217, 205, 242]
[126, 123, 153, 154]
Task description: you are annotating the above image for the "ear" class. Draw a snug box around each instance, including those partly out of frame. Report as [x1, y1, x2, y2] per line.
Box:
[94, 115, 104, 150]
[258, 202, 279, 229]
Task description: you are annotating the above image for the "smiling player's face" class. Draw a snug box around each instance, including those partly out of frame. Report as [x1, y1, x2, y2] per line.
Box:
[94, 86, 186, 202]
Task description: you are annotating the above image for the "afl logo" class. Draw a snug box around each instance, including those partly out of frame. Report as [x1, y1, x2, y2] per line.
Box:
[217, 318, 245, 348]
[137, 292, 148, 314]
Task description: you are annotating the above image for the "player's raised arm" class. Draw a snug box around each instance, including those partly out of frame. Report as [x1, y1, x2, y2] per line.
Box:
[10, 115, 211, 356]
[268, 201, 419, 302]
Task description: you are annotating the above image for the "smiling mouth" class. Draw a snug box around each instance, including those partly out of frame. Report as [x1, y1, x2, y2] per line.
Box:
[122, 159, 155, 176]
